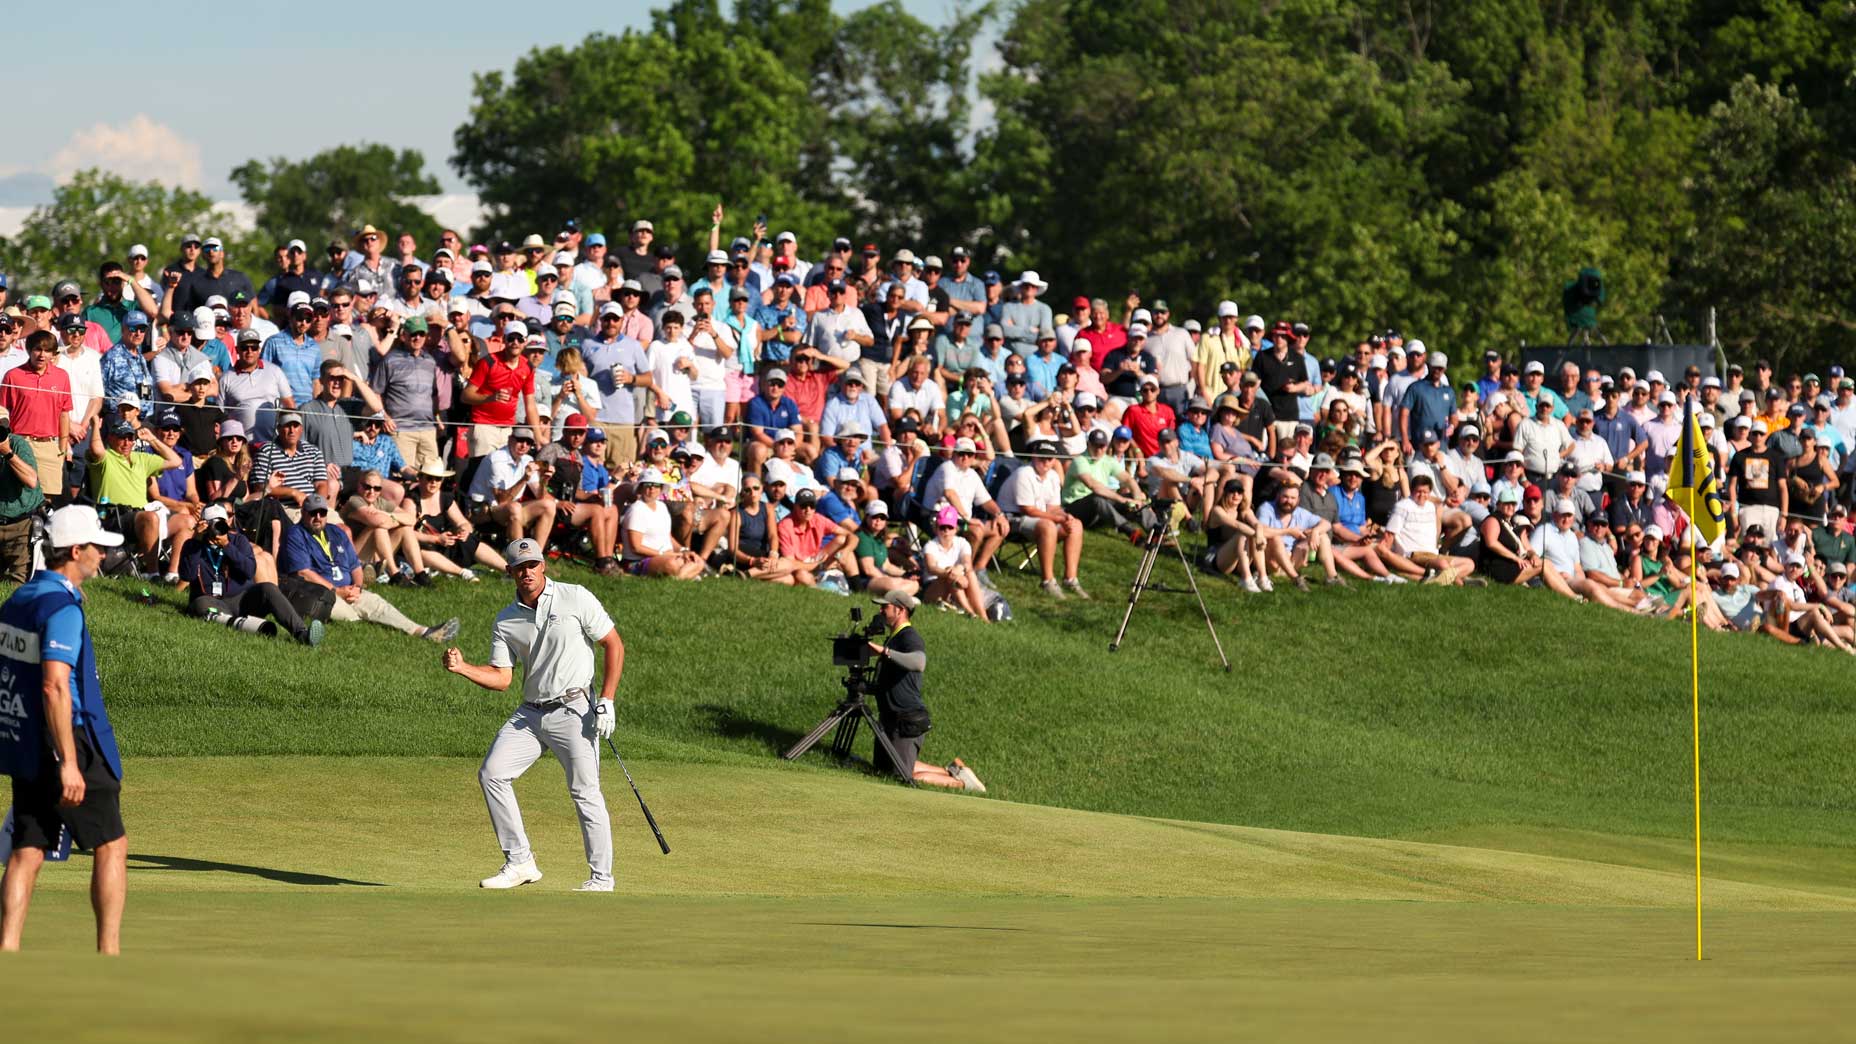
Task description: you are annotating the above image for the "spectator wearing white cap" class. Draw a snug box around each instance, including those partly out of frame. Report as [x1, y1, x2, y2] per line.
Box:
[1762, 550, 1856, 651]
[1563, 407, 1614, 495]
[172, 235, 256, 316]
[1515, 392, 1573, 483]
[1519, 359, 1568, 420]
[998, 271, 1052, 359]
[1640, 389, 1684, 476]
[923, 436, 1009, 575]
[999, 442, 1089, 598]
[1194, 302, 1249, 390]
[1711, 559, 1759, 630]
[1397, 351, 1455, 454]
[260, 291, 323, 405]
[467, 425, 557, 547]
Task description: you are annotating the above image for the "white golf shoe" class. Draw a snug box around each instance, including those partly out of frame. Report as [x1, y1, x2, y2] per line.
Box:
[574, 877, 615, 893]
[480, 859, 542, 889]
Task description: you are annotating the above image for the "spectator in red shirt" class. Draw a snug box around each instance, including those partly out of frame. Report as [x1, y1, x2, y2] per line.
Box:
[0, 330, 74, 497]
[775, 488, 852, 584]
[1121, 375, 1176, 457]
[1076, 297, 1128, 372]
[783, 346, 843, 463]
[461, 328, 542, 458]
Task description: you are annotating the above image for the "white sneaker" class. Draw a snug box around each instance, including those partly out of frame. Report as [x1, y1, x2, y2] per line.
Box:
[1257, 575, 1275, 592]
[574, 877, 614, 892]
[1386, 575, 1409, 585]
[1242, 577, 1261, 593]
[949, 757, 987, 793]
[479, 859, 542, 889]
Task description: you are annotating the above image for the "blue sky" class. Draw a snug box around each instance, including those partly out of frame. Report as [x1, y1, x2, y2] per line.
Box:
[0, 0, 974, 212]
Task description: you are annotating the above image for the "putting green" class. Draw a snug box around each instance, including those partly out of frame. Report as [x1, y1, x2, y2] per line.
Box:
[5, 758, 1854, 1041]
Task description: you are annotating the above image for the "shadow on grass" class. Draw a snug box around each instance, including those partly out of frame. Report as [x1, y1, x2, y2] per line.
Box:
[130, 853, 386, 887]
[697, 703, 808, 755]
[796, 922, 1028, 932]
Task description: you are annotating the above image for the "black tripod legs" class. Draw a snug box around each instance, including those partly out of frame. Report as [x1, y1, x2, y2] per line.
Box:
[783, 699, 917, 785]
[1108, 524, 1232, 670]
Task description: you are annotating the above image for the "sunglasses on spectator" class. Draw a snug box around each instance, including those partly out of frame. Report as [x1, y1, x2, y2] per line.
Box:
[306, 509, 328, 518]
[362, 484, 383, 493]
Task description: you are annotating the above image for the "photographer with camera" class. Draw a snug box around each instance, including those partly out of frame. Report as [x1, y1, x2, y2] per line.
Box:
[178, 505, 324, 646]
[863, 589, 985, 791]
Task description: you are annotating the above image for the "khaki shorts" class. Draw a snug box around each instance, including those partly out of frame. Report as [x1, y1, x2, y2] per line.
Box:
[393, 429, 442, 472]
[601, 423, 639, 465]
[469, 424, 512, 457]
[26, 437, 63, 497]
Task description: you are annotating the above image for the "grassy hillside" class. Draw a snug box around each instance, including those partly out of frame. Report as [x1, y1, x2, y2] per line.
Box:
[83, 532, 1856, 849]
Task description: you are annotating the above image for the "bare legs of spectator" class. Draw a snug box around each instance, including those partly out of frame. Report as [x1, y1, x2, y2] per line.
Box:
[1375, 540, 1428, 580]
[1032, 516, 1086, 585]
[969, 514, 1008, 572]
[562, 502, 620, 559]
[643, 549, 705, 579]
[162, 509, 196, 577]
[488, 497, 557, 546]
[925, 564, 988, 621]
[695, 506, 732, 563]
[865, 572, 920, 599]
[987, 417, 1013, 457]
[1322, 534, 1379, 581]
[797, 422, 821, 463]
[745, 439, 772, 478]
[1211, 526, 1261, 584]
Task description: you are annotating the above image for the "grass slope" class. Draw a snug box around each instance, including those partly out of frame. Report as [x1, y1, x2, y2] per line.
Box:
[5, 757, 1854, 1043]
[86, 533, 1856, 853]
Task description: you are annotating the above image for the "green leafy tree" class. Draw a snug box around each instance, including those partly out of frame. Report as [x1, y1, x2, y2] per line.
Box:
[452, 14, 848, 257]
[230, 144, 443, 255]
[1669, 77, 1856, 372]
[0, 169, 232, 296]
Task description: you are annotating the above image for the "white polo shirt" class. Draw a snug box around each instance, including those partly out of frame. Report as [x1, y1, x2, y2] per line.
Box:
[999, 464, 1061, 515]
[488, 579, 615, 704]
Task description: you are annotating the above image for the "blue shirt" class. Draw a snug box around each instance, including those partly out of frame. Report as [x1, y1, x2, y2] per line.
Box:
[744, 394, 800, 438]
[1476, 376, 1502, 403]
[0, 570, 119, 780]
[816, 489, 860, 527]
[1257, 502, 1325, 552]
[262, 332, 322, 402]
[1400, 380, 1456, 443]
[1591, 409, 1646, 463]
[280, 522, 362, 586]
[582, 334, 651, 425]
[820, 394, 886, 438]
[1177, 419, 1212, 460]
[752, 300, 802, 331]
[154, 444, 195, 501]
[352, 435, 407, 476]
[814, 446, 858, 486]
[1333, 486, 1368, 533]
[1522, 386, 1569, 421]
[578, 456, 611, 494]
[101, 342, 154, 401]
[1299, 355, 1323, 422]
[1024, 351, 1065, 402]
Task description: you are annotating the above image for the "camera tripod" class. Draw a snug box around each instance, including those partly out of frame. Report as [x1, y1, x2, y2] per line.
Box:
[782, 661, 916, 785]
[1109, 512, 1231, 670]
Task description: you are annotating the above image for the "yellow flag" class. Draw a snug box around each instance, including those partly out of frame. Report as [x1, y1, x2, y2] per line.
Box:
[1666, 399, 1726, 544]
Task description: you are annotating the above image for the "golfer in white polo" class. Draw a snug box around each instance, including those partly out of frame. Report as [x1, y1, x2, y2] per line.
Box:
[444, 538, 625, 891]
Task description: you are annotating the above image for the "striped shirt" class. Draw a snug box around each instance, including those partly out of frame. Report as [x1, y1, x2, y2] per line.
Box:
[250, 441, 327, 495]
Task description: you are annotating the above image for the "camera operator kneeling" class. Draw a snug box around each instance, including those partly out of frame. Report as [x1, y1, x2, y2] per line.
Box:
[866, 588, 985, 792]
[178, 505, 324, 646]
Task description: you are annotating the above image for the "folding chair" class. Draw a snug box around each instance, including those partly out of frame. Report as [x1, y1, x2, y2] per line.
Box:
[985, 458, 1040, 573]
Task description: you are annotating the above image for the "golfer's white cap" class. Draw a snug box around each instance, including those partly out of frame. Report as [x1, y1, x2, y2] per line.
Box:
[48, 505, 124, 548]
[505, 538, 545, 567]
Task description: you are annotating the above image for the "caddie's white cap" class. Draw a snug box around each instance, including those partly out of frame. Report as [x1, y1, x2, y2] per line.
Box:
[504, 537, 545, 566]
[48, 505, 124, 548]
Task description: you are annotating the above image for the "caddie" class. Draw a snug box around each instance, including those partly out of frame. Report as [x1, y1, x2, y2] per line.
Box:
[444, 537, 624, 891]
[0, 505, 129, 954]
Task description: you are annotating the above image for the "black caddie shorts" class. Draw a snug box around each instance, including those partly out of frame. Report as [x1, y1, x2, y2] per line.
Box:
[9, 734, 125, 852]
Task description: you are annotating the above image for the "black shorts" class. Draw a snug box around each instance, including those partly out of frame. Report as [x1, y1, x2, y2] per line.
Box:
[874, 727, 923, 778]
[9, 735, 124, 853]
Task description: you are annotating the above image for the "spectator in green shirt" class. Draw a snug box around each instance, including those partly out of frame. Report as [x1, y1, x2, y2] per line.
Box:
[1812, 503, 1855, 569]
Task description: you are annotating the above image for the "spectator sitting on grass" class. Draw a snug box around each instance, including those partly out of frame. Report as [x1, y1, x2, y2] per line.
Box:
[851, 500, 920, 599]
[621, 466, 706, 579]
[1257, 481, 1343, 591]
[918, 505, 989, 621]
[729, 475, 805, 584]
[1384, 473, 1472, 584]
[405, 461, 497, 579]
[776, 487, 853, 585]
[178, 504, 321, 645]
[562, 427, 622, 575]
[279, 493, 458, 642]
[466, 426, 557, 547]
[1063, 428, 1150, 538]
[1763, 550, 1856, 652]
[146, 414, 202, 580]
[923, 436, 1008, 574]
[1478, 486, 1542, 587]
[251, 411, 329, 524]
[341, 468, 430, 585]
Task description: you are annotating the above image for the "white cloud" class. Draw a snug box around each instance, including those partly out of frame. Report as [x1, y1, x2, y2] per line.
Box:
[47, 115, 204, 190]
[410, 193, 487, 235]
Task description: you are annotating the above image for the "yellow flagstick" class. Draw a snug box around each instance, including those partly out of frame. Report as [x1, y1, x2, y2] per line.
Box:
[1690, 525, 1703, 960]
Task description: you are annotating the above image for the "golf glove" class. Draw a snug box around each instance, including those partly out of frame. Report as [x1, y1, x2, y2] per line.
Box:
[594, 699, 616, 740]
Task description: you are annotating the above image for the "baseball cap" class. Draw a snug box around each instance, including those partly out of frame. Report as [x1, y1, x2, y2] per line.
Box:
[953, 437, 979, 453]
[1243, 315, 1265, 331]
[505, 537, 545, 566]
[1217, 301, 1239, 318]
[1523, 360, 1545, 375]
[277, 411, 303, 427]
[1427, 352, 1447, 369]
[1719, 561, 1741, 579]
[1112, 425, 1134, 441]
[764, 368, 788, 384]
[1626, 470, 1647, 485]
[1086, 429, 1109, 446]
[46, 505, 124, 549]
[302, 493, 331, 515]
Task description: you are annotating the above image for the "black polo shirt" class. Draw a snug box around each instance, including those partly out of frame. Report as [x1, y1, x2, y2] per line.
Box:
[872, 624, 926, 719]
[1252, 347, 1307, 418]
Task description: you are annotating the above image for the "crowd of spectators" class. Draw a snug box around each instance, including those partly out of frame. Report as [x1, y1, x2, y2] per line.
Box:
[2, 210, 1854, 652]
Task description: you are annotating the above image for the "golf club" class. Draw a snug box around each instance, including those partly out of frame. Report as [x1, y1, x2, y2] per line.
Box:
[604, 736, 670, 855]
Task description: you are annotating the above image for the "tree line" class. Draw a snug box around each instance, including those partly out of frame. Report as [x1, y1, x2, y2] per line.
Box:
[3, 0, 1851, 372]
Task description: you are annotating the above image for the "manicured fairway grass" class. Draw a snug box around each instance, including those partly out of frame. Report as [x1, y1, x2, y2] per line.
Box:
[5, 758, 1855, 1042]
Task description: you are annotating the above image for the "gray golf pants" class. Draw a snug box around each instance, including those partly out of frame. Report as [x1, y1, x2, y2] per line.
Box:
[479, 697, 613, 882]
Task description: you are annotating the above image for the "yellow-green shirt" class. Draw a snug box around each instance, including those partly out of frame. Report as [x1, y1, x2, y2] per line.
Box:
[87, 448, 166, 508]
